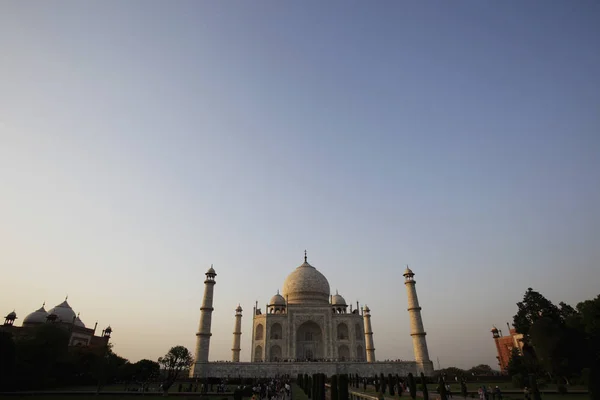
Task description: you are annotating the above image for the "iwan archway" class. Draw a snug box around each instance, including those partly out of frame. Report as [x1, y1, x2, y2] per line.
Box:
[296, 321, 323, 360]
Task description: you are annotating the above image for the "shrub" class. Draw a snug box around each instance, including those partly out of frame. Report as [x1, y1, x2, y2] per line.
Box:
[338, 374, 349, 400]
[512, 374, 525, 389]
[331, 375, 339, 400]
[407, 373, 416, 400]
[420, 373, 429, 400]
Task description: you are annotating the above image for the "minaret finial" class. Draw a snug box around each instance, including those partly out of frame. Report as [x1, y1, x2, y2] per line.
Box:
[277, 289, 279, 295]
[304, 249, 307, 262]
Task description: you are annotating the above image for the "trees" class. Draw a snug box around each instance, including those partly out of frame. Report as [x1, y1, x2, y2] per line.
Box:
[420, 373, 429, 400]
[460, 380, 467, 399]
[0, 332, 16, 391]
[510, 289, 600, 396]
[407, 373, 416, 400]
[157, 346, 193, 395]
[438, 377, 448, 400]
[467, 364, 493, 376]
[513, 288, 562, 336]
[134, 359, 160, 382]
[331, 375, 339, 400]
[338, 374, 349, 400]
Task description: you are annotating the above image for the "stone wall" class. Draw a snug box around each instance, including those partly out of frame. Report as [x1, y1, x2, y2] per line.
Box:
[190, 361, 424, 378]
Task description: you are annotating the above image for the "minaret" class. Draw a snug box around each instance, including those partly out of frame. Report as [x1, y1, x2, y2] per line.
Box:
[231, 304, 243, 362]
[403, 266, 433, 375]
[191, 265, 217, 377]
[363, 305, 376, 362]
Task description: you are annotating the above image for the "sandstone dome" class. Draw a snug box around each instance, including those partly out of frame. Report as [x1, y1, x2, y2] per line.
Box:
[48, 300, 76, 323]
[282, 258, 330, 305]
[23, 304, 49, 325]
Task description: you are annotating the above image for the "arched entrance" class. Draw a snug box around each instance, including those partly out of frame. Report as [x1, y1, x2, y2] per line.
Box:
[338, 345, 350, 361]
[270, 345, 282, 361]
[270, 323, 282, 339]
[356, 345, 364, 361]
[254, 345, 263, 361]
[296, 321, 323, 360]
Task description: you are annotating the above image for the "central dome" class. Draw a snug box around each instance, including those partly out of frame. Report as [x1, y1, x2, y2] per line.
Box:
[282, 257, 330, 305]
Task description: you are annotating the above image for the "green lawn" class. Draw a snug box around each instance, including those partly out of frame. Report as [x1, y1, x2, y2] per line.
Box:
[292, 383, 310, 400]
[0, 397, 233, 400]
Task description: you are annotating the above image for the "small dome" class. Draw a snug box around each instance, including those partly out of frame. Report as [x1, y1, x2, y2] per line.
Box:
[332, 291, 347, 306]
[364, 305, 371, 313]
[403, 266, 414, 276]
[207, 265, 216, 275]
[23, 304, 48, 325]
[491, 326, 499, 333]
[5, 310, 17, 319]
[269, 291, 286, 306]
[48, 300, 76, 323]
[236, 304, 243, 312]
[105, 325, 112, 332]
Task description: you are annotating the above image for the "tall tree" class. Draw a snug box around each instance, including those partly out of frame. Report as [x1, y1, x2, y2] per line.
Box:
[0, 332, 16, 391]
[407, 373, 416, 400]
[467, 364, 493, 376]
[420, 373, 429, 400]
[513, 288, 562, 336]
[158, 346, 193, 395]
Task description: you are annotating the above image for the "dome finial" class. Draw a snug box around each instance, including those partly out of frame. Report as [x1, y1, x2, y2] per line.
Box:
[42, 301, 45, 308]
[304, 249, 307, 262]
[65, 295, 68, 301]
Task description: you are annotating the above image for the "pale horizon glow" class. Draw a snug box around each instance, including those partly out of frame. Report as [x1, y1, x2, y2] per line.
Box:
[1, 1, 599, 370]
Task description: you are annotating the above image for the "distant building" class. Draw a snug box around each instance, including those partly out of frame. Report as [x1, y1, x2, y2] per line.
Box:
[491, 325, 524, 373]
[1, 298, 111, 349]
[189, 253, 435, 378]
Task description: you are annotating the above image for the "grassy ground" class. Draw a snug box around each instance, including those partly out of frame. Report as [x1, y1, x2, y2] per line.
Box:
[353, 384, 589, 400]
[45, 383, 237, 393]
[0, 397, 234, 400]
[292, 383, 310, 400]
[429, 383, 588, 392]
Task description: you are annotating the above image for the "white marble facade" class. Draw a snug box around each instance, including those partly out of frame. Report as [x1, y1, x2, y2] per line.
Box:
[190, 254, 434, 378]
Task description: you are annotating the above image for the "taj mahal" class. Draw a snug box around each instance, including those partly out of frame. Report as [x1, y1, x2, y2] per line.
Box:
[190, 253, 434, 378]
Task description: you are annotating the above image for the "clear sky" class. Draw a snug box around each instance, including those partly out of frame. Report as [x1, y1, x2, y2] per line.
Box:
[1, 1, 599, 370]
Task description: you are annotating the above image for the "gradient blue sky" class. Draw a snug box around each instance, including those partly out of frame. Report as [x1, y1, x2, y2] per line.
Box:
[1, 1, 599, 369]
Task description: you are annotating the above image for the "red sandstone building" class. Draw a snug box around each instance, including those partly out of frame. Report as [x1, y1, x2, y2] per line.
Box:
[491, 325, 524, 373]
[1, 298, 111, 350]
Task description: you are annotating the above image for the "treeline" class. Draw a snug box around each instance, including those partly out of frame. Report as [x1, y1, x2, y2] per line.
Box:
[507, 288, 599, 396]
[296, 372, 435, 400]
[0, 324, 159, 391]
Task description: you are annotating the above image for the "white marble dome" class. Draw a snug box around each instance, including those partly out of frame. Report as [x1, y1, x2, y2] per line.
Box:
[269, 291, 286, 306]
[282, 258, 330, 305]
[48, 300, 76, 323]
[332, 292, 347, 306]
[23, 304, 48, 325]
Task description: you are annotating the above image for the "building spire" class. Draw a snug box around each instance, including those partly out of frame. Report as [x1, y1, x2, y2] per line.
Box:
[304, 249, 307, 262]
[65, 295, 68, 301]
